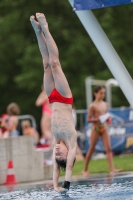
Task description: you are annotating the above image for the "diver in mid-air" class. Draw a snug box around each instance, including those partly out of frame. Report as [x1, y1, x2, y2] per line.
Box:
[30, 13, 77, 194]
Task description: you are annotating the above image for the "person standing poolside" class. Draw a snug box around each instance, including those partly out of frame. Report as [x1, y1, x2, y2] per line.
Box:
[36, 86, 52, 145]
[6, 103, 20, 137]
[30, 13, 77, 194]
[83, 86, 122, 177]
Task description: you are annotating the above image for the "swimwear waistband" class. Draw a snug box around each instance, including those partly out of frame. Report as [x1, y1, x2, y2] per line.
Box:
[42, 108, 52, 115]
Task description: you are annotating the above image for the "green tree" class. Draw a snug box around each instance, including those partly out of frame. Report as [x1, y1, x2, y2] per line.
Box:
[0, 1, 133, 125]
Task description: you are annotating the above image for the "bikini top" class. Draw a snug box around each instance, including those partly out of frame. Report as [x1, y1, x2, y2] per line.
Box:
[48, 88, 73, 105]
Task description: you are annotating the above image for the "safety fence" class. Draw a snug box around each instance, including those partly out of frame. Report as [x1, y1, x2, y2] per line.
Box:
[17, 115, 37, 129]
[0, 115, 37, 138]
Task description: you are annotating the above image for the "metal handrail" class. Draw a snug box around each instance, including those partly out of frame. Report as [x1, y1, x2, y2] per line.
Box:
[18, 115, 37, 129]
[0, 115, 37, 130]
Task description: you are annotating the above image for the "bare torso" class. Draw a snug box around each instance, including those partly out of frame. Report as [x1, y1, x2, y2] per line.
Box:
[7, 116, 18, 133]
[90, 101, 108, 126]
[51, 102, 77, 149]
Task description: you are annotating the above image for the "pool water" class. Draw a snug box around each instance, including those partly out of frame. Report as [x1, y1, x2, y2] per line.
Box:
[0, 176, 133, 200]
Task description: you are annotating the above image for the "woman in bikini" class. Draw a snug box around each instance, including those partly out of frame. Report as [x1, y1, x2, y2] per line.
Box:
[83, 86, 122, 177]
[30, 13, 77, 194]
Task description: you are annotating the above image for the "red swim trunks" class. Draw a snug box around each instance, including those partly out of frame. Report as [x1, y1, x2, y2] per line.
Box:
[48, 88, 73, 105]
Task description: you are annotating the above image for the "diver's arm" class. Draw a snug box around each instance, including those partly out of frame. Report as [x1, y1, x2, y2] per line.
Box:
[53, 147, 60, 191]
[53, 162, 60, 191]
[64, 144, 77, 184]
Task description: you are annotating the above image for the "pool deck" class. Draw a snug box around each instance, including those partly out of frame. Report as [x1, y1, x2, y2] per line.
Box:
[0, 171, 133, 192]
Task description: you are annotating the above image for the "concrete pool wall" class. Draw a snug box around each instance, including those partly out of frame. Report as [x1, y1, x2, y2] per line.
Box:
[0, 136, 53, 185]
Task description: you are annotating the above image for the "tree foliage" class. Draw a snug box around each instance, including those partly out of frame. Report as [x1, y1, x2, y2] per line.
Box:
[0, 1, 133, 123]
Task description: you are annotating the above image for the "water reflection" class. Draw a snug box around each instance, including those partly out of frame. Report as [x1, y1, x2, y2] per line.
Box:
[0, 177, 133, 200]
[52, 194, 73, 200]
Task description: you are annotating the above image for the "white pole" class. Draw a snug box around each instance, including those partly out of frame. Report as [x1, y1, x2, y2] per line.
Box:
[85, 76, 93, 108]
[68, 0, 133, 107]
[105, 79, 119, 108]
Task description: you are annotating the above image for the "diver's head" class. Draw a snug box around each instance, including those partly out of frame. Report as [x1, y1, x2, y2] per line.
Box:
[55, 143, 75, 171]
[55, 143, 68, 170]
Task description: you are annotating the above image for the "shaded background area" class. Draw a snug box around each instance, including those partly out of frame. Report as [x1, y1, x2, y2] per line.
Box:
[0, 0, 133, 125]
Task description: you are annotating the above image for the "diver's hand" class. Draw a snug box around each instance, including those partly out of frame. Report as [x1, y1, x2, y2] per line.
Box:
[54, 186, 60, 193]
[54, 187, 68, 194]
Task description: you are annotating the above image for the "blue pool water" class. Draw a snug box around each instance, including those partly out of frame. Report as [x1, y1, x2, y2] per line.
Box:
[0, 176, 133, 200]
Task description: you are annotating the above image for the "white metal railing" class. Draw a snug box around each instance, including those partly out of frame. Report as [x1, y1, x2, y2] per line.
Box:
[0, 115, 37, 137]
[17, 115, 37, 129]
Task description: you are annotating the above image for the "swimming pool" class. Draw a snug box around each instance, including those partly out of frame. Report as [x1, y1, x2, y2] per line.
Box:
[0, 175, 133, 200]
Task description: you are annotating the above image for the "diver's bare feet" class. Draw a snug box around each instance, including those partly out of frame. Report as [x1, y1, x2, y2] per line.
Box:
[36, 13, 48, 32]
[82, 170, 90, 178]
[30, 15, 41, 33]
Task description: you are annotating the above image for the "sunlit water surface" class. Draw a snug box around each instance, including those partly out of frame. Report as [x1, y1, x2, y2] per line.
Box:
[0, 177, 133, 200]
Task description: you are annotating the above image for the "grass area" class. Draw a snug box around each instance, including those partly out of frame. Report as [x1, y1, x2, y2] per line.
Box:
[61, 154, 133, 176]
